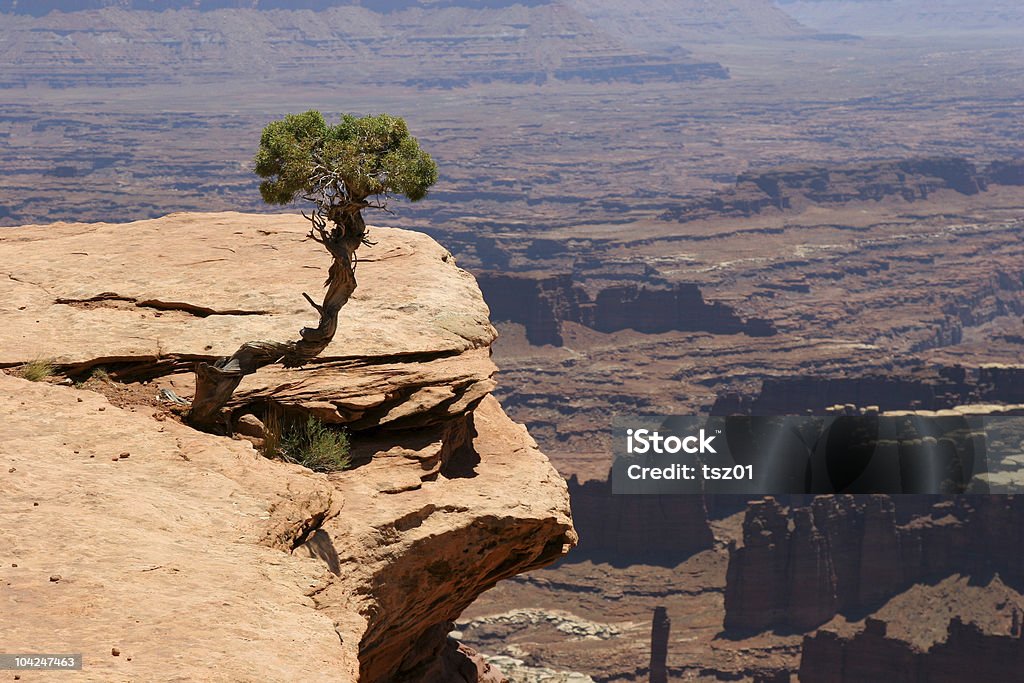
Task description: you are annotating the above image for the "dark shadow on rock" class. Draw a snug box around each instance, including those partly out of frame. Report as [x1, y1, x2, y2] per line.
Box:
[301, 528, 341, 576]
[441, 411, 481, 479]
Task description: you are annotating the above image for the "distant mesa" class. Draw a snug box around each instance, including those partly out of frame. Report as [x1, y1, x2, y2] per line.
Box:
[567, 0, 809, 47]
[777, 0, 1024, 36]
[0, 0, 732, 89]
[478, 273, 777, 346]
[0, 0, 554, 11]
[661, 157, 1024, 224]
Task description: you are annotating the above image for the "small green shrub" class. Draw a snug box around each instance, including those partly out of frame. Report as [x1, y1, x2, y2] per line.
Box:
[268, 413, 350, 473]
[21, 358, 55, 382]
[90, 367, 110, 382]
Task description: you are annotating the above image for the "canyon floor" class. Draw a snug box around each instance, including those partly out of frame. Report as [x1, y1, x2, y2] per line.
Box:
[460, 180, 1024, 680]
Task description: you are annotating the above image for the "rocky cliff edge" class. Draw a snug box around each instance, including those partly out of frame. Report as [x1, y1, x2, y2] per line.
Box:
[0, 212, 576, 682]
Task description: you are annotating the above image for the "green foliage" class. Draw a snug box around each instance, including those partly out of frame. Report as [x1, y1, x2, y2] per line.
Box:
[20, 358, 55, 382]
[273, 414, 351, 473]
[254, 110, 437, 210]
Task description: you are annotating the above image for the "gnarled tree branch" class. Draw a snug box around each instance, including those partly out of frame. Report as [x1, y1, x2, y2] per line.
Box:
[187, 211, 365, 430]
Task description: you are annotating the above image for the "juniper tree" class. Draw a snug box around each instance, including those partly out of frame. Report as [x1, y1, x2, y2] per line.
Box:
[188, 110, 437, 429]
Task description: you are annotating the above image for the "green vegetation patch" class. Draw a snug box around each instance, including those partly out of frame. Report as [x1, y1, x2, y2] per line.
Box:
[20, 358, 55, 382]
[262, 408, 351, 473]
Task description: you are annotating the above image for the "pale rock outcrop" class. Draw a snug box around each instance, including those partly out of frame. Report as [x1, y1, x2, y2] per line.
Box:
[0, 212, 497, 429]
[0, 372, 353, 681]
[0, 212, 575, 682]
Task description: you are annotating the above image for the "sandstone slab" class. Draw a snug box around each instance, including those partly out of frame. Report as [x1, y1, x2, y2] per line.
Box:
[0, 367, 572, 682]
[0, 372, 353, 681]
[0, 212, 497, 428]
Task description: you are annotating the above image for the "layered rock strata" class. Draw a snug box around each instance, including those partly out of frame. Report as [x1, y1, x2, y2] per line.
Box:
[799, 617, 1024, 683]
[0, 212, 576, 682]
[0, 212, 497, 430]
[724, 495, 1024, 633]
[479, 273, 776, 346]
[0, 3, 730, 91]
[659, 157, 1020, 225]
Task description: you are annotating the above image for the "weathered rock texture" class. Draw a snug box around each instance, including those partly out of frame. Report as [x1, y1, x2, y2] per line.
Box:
[318, 395, 574, 682]
[724, 495, 1024, 633]
[0, 212, 497, 429]
[1, 372, 353, 681]
[0, 212, 575, 682]
[799, 617, 1024, 683]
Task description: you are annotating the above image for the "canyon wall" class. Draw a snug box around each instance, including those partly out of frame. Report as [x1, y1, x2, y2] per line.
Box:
[478, 274, 776, 346]
[462, 161, 1021, 285]
[0, 4, 729, 92]
[800, 617, 1024, 683]
[0, 0, 553, 15]
[565, 475, 714, 565]
[660, 157, 1022, 224]
[724, 495, 1024, 633]
[715, 363, 1024, 415]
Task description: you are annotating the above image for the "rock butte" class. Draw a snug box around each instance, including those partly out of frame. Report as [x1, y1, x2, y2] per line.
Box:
[725, 495, 1024, 635]
[0, 212, 576, 682]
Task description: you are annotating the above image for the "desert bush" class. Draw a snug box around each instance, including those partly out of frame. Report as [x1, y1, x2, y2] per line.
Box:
[261, 408, 350, 473]
[20, 358, 55, 382]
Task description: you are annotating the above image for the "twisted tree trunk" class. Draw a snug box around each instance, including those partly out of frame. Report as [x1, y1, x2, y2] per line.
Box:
[188, 212, 365, 430]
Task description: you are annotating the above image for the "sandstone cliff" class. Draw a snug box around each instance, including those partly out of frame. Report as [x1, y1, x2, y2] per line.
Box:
[800, 616, 1024, 683]
[724, 495, 1024, 634]
[0, 212, 576, 682]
